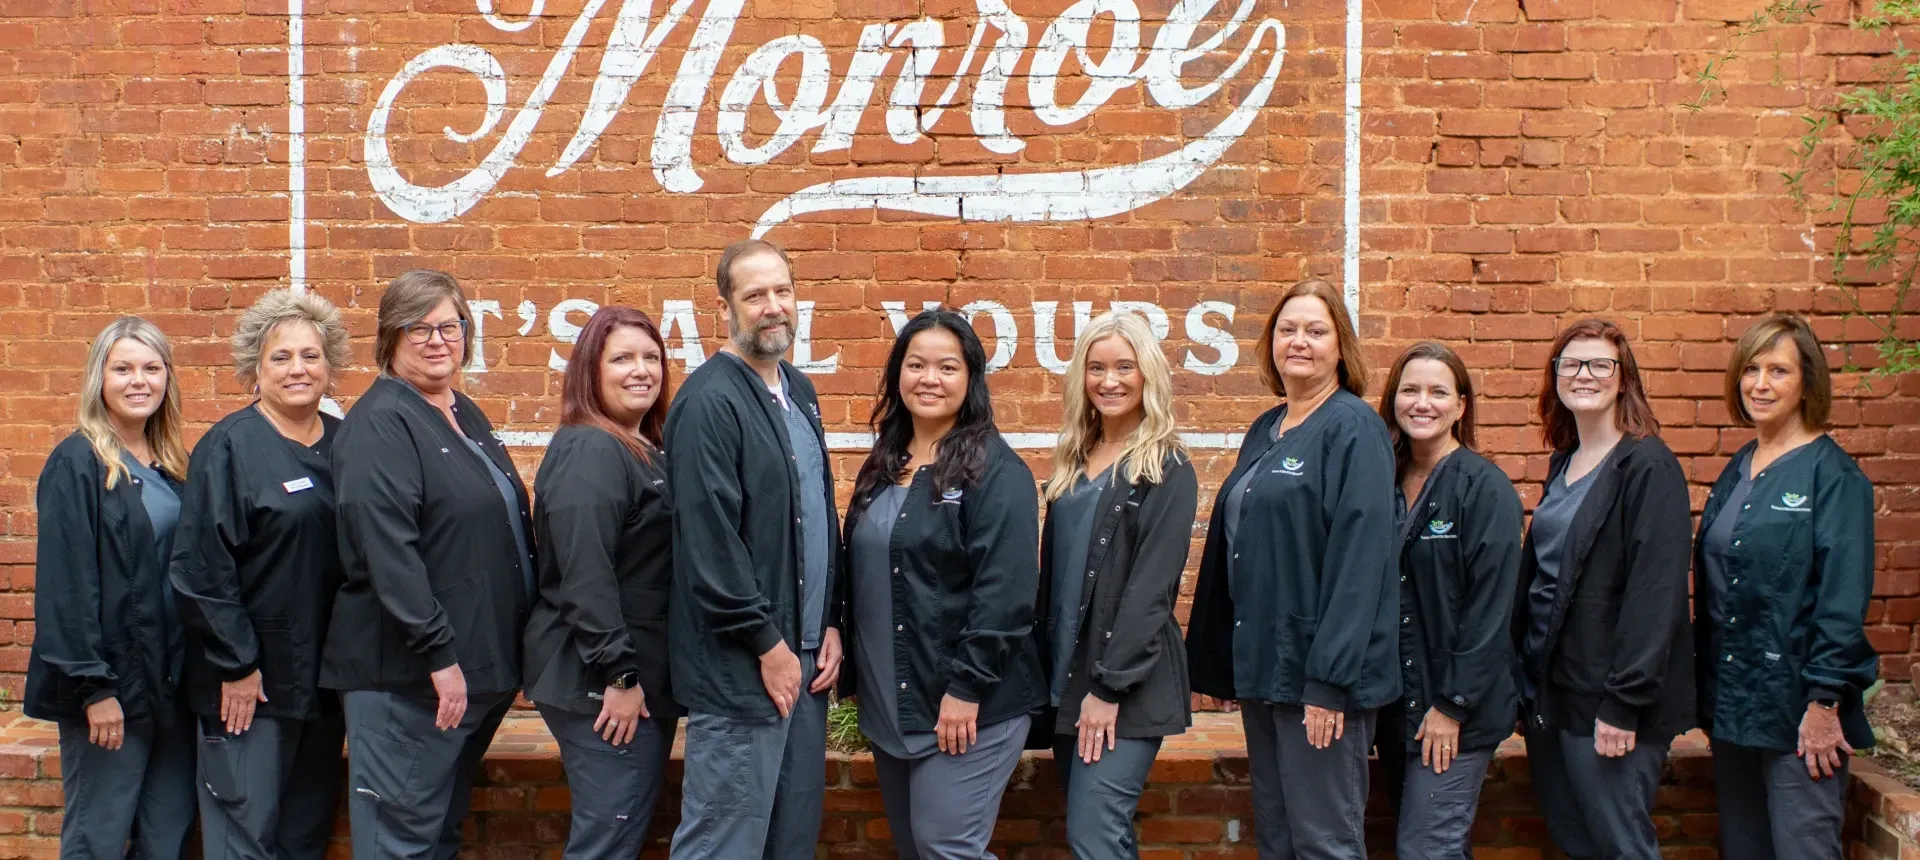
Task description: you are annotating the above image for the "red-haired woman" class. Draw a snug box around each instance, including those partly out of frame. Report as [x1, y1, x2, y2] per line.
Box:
[1514, 318, 1694, 859]
[521, 306, 682, 859]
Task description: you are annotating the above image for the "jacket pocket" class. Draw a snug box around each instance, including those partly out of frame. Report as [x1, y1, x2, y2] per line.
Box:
[1278, 613, 1320, 692]
[1553, 599, 1620, 694]
[104, 641, 148, 713]
[198, 717, 249, 806]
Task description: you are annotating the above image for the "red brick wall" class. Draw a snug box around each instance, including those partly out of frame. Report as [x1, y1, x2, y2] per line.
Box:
[1, 0, 1918, 700]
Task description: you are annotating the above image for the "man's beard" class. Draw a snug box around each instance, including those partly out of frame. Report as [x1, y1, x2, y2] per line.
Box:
[730, 313, 794, 361]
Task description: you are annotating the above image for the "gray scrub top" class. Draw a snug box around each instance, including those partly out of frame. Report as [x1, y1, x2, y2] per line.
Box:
[778, 367, 832, 652]
[124, 452, 184, 670]
[1522, 462, 1601, 675]
[455, 431, 535, 601]
[1048, 466, 1112, 706]
[1702, 445, 1808, 629]
[1223, 421, 1286, 548]
[852, 483, 939, 760]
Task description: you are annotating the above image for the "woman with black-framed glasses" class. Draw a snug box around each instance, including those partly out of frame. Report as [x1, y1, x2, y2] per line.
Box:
[322, 270, 536, 859]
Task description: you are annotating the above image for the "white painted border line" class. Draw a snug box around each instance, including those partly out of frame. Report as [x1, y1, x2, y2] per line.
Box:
[1342, 0, 1362, 325]
[495, 430, 1249, 450]
[288, 0, 307, 295]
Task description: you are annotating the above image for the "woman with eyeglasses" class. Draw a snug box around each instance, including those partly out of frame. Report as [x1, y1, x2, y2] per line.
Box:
[321, 270, 536, 859]
[1516, 318, 1693, 860]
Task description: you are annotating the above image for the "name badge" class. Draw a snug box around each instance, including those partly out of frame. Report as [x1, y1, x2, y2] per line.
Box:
[283, 477, 314, 494]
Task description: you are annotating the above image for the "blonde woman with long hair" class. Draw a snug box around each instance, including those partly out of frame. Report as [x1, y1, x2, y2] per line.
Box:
[1037, 311, 1197, 860]
[26, 316, 196, 859]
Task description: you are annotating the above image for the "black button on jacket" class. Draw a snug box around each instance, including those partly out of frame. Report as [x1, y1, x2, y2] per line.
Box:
[665, 356, 843, 720]
[522, 425, 681, 719]
[26, 432, 182, 723]
[1036, 453, 1198, 739]
[1391, 448, 1524, 751]
[1185, 390, 1402, 712]
[840, 435, 1046, 733]
[320, 376, 534, 697]
[1694, 435, 1876, 752]
[170, 406, 344, 722]
[1511, 435, 1695, 741]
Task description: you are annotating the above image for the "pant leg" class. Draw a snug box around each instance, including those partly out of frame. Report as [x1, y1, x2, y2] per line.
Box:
[899, 717, 1028, 860]
[1710, 742, 1773, 860]
[430, 694, 511, 860]
[130, 709, 197, 860]
[669, 710, 787, 860]
[1523, 725, 1596, 859]
[59, 718, 149, 860]
[872, 747, 923, 860]
[343, 690, 497, 860]
[1374, 708, 1411, 824]
[1393, 746, 1493, 860]
[198, 715, 289, 860]
[539, 704, 675, 860]
[766, 651, 827, 860]
[274, 714, 345, 860]
[1266, 704, 1372, 860]
[1239, 702, 1294, 860]
[1759, 744, 1846, 860]
[1553, 730, 1666, 860]
[1060, 736, 1161, 860]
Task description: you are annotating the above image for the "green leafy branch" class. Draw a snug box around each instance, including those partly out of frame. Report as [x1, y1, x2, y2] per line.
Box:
[1687, 0, 1826, 111]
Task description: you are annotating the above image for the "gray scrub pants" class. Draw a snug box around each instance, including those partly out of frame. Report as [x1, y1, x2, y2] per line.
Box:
[1051, 734, 1162, 860]
[1711, 741, 1846, 860]
[342, 690, 514, 860]
[1524, 726, 1668, 860]
[537, 704, 676, 860]
[196, 713, 345, 860]
[872, 716, 1028, 859]
[1241, 701, 1376, 860]
[670, 649, 827, 860]
[56, 703, 198, 860]
[1378, 745, 1493, 859]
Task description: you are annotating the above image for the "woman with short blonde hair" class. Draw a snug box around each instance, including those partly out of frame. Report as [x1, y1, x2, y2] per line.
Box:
[1038, 311, 1197, 859]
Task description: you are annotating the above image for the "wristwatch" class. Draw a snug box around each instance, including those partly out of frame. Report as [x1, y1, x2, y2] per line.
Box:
[609, 670, 640, 690]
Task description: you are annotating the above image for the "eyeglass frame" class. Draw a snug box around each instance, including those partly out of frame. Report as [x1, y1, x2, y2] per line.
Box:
[403, 319, 470, 345]
[1551, 356, 1619, 378]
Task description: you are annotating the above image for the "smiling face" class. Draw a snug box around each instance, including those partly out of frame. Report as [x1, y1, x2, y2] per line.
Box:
[1741, 338, 1806, 430]
[257, 321, 332, 414]
[1393, 357, 1464, 445]
[899, 327, 968, 424]
[598, 324, 664, 430]
[1554, 336, 1621, 418]
[391, 297, 466, 391]
[720, 252, 797, 361]
[103, 337, 168, 428]
[1083, 334, 1143, 424]
[1270, 295, 1341, 390]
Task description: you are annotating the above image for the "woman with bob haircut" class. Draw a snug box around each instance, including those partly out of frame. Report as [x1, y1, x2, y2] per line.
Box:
[1515, 318, 1693, 860]
[1695, 313, 1874, 860]
[1036, 311, 1197, 860]
[1373, 341, 1523, 860]
[171, 288, 353, 860]
[840, 308, 1045, 859]
[1184, 279, 1399, 860]
[27, 316, 196, 859]
[321, 270, 535, 859]
[522, 306, 684, 859]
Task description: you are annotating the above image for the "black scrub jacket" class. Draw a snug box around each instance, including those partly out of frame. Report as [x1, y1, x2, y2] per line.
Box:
[1392, 448, 1524, 750]
[664, 355, 844, 720]
[840, 435, 1046, 734]
[170, 406, 344, 722]
[1511, 436, 1694, 741]
[1185, 389, 1402, 712]
[522, 424, 681, 719]
[1036, 453, 1198, 739]
[319, 376, 534, 697]
[1694, 435, 1877, 752]
[25, 432, 181, 723]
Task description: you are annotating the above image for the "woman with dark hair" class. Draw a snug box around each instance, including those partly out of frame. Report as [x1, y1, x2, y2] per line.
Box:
[841, 308, 1044, 859]
[1184, 279, 1399, 860]
[1697, 313, 1874, 860]
[1373, 341, 1523, 860]
[522, 306, 682, 860]
[322, 270, 535, 859]
[1516, 318, 1693, 860]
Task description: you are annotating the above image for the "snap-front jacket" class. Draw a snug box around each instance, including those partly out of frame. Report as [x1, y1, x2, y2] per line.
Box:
[1694, 435, 1876, 752]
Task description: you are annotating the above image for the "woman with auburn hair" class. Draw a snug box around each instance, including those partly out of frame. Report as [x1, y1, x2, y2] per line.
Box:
[1036, 311, 1197, 860]
[1515, 318, 1694, 860]
[522, 306, 683, 860]
[1696, 313, 1874, 860]
[1184, 280, 1399, 860]
[1373, 341, 1523, 860]
[27, 316, 196, 859]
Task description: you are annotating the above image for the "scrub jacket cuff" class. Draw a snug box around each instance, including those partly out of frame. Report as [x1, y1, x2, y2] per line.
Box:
[1301, 680, 1349, 712]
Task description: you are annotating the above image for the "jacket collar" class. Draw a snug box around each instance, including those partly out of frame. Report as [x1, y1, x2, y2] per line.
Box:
[378, 375, 520, 494]
[1550, 434, 1643, 585]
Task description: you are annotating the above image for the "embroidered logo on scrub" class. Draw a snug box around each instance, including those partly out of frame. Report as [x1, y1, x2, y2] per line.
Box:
[1274, 457, 1306, 475]
[1421, 519, 1458, 540]
[1772, 492, 1811, 513]
[936, 488, 964, 505]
